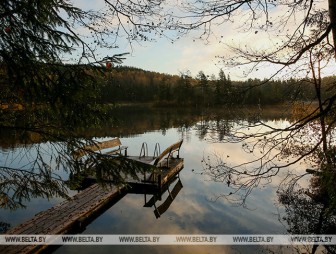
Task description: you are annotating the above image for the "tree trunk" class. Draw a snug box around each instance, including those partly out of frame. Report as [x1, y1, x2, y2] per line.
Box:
[329, 0, 336, 58]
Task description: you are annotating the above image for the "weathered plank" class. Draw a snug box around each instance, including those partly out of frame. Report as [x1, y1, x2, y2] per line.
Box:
[126, 155, 156, 165]
[158, 158, 184, 186]
[73, 138, 128, 159]
[0, 184, 127, 254]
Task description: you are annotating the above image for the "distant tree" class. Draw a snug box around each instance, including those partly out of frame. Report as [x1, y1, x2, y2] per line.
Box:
[196, 71, 208, 87]
[177, 70, 193, 105]
[196, 71, 209, 105]
[216, 69, 233, 105]
[218, 69, 226, 83]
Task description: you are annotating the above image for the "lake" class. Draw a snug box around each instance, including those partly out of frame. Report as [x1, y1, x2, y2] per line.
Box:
[0, 106, 331, 253]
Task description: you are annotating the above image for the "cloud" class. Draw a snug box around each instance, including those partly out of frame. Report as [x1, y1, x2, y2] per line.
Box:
[71, 0, 335, 80]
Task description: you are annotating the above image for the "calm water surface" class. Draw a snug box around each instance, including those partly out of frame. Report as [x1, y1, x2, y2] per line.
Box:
[0, 107, 317, 253]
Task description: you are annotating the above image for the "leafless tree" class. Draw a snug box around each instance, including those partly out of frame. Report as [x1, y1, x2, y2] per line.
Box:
[167, 0, 336, 209]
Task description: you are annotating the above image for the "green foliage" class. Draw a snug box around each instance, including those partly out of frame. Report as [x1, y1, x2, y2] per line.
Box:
[0, 0, 130, 115]
[1, 0, 83, 102]
[0, 165, 68, 210]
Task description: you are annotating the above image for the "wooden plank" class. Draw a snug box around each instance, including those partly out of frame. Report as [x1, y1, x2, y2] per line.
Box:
[73, 138, 127, 159]
[159, 159, 184, 186]
[0, 184, 127, 254]
[8, 184, 117, 234]
[126, 155, 156, 165]
[153, 140, 183, 166]
[6, 184, 106, 234]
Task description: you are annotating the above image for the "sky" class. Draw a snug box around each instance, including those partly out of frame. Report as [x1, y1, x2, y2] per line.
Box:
[75, 0, 335, 81]
[121, 37, 227, 78]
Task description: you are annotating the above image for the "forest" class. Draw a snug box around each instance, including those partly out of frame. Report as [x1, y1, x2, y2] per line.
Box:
[98, 66, 336, 107]
[1, 63, 335, 110]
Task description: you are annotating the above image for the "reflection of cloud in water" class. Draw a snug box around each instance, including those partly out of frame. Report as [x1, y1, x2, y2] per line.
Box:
[80, 177, 284, 235]
[207, 131, 311, 188]
[21, 121, 302, 253]
[57, 188, 288, 253]
[59, 245, 235, 254]
[0, 196, 63, 230]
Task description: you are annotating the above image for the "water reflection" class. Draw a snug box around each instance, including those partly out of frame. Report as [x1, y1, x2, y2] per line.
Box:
[70, 169, 186, 230]
[0, 106, 332, 254]
[278, 174, 336, 254]
[149, 178, 183, 219]
[0, 143, 70, 210]
[67, 152, 185, 222]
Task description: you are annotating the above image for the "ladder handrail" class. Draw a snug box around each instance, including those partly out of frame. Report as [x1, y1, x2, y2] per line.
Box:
[139, 142, 148, 157]
[153, 143, 161, 158]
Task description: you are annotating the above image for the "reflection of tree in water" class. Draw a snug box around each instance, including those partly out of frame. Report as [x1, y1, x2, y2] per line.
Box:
[278, 175, 336, 254]
[0, 221, 10, 233]
[0, 142, 70, 210]
[197, 101, 336, 253]
[66, 154, 152, 191]
[194, 110, 237, 142]
[0, 137, 148, 211]
[277, 132, 336, 253]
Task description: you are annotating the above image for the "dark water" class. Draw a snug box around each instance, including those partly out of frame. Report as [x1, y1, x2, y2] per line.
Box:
[0, 106, 331, 253]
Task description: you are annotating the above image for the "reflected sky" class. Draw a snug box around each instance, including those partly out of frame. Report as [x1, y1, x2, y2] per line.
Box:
[0, 116, 310, 253]
[54, 127, 291, 253]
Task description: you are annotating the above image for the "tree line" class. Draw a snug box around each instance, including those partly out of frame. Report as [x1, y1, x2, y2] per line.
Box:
[2, 63, 335, 109]
[98, 66, 336, 107]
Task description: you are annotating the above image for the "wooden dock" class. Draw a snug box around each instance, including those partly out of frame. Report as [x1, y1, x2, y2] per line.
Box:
[0, 156, 184, 254]
[0, 183, 127, 254]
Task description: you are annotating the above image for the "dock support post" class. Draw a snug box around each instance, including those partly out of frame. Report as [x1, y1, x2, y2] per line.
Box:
[158, 174, 162, 193]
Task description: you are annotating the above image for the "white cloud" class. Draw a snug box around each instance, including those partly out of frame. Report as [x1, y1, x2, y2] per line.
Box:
[72, 0, 335, 80]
